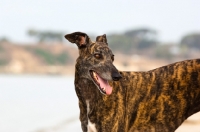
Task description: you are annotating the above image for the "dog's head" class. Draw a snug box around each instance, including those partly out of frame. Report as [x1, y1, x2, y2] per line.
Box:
[65, 32, 122, 95]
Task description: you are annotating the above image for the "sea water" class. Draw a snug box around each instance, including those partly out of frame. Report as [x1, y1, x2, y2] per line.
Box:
[0, 74, 81, 132]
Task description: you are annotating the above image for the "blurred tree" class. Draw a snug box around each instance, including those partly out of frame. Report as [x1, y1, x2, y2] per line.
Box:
[107, 34, 131, 53]
[0, 37, 9, 43]
[32, 48, 71, 65]
[27, 29, 64, 43]
[155, 45, 173, 60]
[125, 28, 156, 37]
[107, 28, 158, 54]
[124, 28, 157, 49]
[180, 33, 200, 49]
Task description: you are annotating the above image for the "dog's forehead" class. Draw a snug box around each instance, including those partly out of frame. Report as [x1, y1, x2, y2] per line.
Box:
[91, 42, 112, 53]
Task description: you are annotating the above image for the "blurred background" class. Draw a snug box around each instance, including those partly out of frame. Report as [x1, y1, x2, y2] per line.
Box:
[0, 0, 200, 132]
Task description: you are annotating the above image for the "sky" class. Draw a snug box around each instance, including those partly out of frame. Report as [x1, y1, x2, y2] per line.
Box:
[0, 0, 200, 43]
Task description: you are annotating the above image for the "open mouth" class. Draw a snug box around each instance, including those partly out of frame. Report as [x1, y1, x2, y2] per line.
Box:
[89, 70, 112, 95]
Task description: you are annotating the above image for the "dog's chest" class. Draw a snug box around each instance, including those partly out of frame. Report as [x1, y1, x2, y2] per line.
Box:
[86, 100, 97, 132]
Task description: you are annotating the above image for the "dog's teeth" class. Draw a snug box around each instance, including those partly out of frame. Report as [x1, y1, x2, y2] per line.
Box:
[102, 87, 106, 92]
[93, 72, 96, 75]
[93, 72, 98, 80]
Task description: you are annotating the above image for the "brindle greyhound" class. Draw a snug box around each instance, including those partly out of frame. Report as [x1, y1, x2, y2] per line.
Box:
[65, 32, 200, 132]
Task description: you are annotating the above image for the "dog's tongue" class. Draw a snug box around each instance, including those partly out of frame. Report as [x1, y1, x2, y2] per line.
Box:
[96, 73, 112, 95]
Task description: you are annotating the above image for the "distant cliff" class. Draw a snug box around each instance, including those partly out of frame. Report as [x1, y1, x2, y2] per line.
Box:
[0, 42, 78, 74]
[0, 42, 195, 75]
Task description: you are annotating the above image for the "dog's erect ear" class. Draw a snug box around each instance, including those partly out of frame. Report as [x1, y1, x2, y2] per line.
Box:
[96, 34, 107, 45]
[64, 32, 91, 48]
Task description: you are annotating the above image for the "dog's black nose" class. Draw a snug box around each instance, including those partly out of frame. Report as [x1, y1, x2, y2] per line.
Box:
[112, 72, 122, 81]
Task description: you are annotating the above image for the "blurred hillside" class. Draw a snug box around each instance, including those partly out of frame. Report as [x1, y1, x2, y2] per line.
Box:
[0, 42, 77, 74]
[106, 28, 200, 60]
[0, 28, 200, 74]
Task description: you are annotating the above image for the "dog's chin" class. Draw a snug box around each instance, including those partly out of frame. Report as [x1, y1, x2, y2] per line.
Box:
[89, 70, 112, 95]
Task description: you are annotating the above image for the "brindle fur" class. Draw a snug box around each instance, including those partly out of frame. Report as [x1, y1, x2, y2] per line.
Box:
[65, 32, 200, 132]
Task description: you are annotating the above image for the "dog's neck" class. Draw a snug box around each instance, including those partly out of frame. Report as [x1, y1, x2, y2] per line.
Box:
[75, 64, 102, 102]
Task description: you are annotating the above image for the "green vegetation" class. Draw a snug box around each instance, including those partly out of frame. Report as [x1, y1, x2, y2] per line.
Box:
[108, 35, 132, 53]
[56, 52, 70, 64]
[0, 45, 4, 52]
[155, 45, 173, 60]
[0, 59, 8, 66]
[181, 33, 200, 49]
[25, 28, 200, 61]
[0, 37, 9, 43]
[33, 48, 70, 65]
[0, 45, 8, 66]
[27, 29, 64, 43]
[107, 28, 157, 54]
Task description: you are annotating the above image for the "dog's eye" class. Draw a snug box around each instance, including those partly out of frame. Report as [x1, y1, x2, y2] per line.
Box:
[111, 55, 114, 61]
[94, 53, 101, 59]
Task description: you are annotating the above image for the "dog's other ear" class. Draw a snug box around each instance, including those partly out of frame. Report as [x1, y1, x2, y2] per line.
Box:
[64, 32, 91, 48]
[96, 34, 107, 45]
